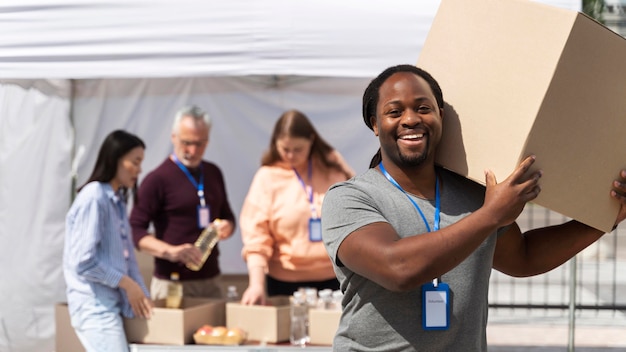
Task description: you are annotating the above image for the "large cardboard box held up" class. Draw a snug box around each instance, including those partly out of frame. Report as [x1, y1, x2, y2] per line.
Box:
[124, 297, 225, 345]
[226, 296, 290, 343]
[417, 0, 626, 232]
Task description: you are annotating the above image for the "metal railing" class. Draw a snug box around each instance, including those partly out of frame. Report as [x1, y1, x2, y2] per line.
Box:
[488, 204, 626, 349]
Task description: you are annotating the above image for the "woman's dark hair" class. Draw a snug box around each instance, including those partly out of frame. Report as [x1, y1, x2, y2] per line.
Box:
[78, 130, 145, 202]
[362, 65, 443, 168]
[262, 109, 345, 174]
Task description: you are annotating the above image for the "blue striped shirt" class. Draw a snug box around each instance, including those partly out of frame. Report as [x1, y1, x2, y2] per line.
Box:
[64, 182, 149, 319]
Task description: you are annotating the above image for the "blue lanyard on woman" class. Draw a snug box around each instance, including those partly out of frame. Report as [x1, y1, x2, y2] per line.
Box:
[293, 158, 317, 218]
[294, 158, 322, 242]
[378, 162, 440, 232]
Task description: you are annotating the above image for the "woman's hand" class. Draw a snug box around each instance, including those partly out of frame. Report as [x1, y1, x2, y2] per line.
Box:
[119, 275, 153, 319]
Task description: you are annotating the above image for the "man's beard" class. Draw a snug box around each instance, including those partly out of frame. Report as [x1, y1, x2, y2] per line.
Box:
[397, 139, 429, 168]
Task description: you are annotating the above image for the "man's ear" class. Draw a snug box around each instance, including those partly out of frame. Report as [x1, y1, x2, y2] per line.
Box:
[370, 116, 379, 136]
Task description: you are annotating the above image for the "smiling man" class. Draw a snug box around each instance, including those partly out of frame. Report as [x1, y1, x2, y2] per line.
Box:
[321, 64, 626, 351]
[130, 105, 236, 300]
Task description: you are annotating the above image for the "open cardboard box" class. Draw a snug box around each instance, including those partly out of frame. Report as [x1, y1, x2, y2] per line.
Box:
[56, 298, 225, 350]
[226, 296, 290, 343]
[124, 297, 225, 345]
[417, 0, 626, 232]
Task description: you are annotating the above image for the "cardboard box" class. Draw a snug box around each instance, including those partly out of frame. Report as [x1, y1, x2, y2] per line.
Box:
[55, 303, 85, 352]
[226, 296, 290, 343]
[308, 308, 341, 346]
[124, 297, 225, 345]
[417, 0, 626, 232]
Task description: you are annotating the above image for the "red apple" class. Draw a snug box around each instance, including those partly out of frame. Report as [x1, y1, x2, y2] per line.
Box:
[196, 324, 213, 336]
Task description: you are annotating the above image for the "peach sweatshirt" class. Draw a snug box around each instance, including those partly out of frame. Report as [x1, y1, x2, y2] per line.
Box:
[240, 152, 353, 282]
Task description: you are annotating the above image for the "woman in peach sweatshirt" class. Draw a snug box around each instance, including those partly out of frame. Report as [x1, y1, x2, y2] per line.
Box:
[240, 109, 354, 305]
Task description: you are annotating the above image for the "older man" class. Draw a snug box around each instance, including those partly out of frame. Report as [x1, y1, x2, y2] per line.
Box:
[130, 105, 236, 299]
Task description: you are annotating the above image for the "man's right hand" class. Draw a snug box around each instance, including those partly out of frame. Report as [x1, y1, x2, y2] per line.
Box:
[483, 155, 542, 227]
[166, 243, 203, 266]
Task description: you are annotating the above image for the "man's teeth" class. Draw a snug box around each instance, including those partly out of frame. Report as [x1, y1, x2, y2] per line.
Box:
[400, 134, 424, 140]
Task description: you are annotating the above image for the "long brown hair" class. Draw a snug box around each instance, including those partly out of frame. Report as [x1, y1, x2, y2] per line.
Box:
[262, 109, 344, 174]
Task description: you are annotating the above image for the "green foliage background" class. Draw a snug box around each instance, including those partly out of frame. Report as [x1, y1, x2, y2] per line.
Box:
[583, 0, 605, 23]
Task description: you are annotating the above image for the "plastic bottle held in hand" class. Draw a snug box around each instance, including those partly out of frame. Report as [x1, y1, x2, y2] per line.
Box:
[166, 272, 183, 309]
[186, 219, 221, 271]
[290, 291, 308, 347]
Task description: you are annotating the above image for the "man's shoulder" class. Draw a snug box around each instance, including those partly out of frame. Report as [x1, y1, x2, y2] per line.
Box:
[139, 158, 177, 185]
[327, 168, 383, 195]
[201, 160, 222, 172]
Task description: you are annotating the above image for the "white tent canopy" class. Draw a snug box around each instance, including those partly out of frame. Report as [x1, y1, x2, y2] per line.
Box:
[0, 0, 442, 79]
[0, 1, 580, 351]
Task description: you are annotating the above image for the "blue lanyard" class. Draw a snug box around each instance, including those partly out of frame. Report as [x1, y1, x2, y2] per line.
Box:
[293, 159, 317, 217]
[171, 154, 206, 207]
[378, 162, 440, 232]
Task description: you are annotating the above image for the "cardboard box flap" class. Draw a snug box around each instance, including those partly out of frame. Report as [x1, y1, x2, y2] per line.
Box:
[419, 0, 626, 232]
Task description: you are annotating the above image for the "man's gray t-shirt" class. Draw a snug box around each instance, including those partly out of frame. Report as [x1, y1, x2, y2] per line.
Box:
[322, 167, 500, 352]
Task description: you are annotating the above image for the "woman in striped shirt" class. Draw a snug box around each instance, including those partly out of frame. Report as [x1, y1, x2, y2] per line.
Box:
[64, 130, 153, 352]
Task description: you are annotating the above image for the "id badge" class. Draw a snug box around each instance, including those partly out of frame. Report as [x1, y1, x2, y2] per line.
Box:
[308, 218, 322, 242]
[197, 205, 210, 228]
[421, 281, 450, 330]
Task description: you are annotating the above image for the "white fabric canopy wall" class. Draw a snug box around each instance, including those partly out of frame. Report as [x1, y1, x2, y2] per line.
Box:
[0, 80, 72, 352]
[0, 1, 581, 351]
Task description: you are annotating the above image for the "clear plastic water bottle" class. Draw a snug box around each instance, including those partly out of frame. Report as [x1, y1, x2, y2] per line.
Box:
[289, 291, 308, 347]
[226, 285, 239, 302]
[317, 289, 332, 309]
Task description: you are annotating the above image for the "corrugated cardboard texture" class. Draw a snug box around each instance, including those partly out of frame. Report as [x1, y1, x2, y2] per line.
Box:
[418, 0, 626, 232]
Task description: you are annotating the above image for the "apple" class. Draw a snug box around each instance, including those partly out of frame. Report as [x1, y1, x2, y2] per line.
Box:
[210, 326, 228, 337]
[195, 324, 213, 336]
[223, 327, 247, 345]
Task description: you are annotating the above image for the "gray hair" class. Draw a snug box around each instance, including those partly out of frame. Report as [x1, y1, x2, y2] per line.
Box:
[171, 105, 212, 134]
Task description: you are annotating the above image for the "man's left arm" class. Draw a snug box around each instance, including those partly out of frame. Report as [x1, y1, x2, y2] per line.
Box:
[494, 169, 626, 277]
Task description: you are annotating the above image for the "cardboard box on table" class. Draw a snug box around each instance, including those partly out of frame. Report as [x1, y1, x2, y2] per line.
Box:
[55, 303, 85, 352]
[308, 308, 341, 346]
[124, 297, 225, 345]
[417, 0, 626, 232]
[226, 296, 290, 343]
[56, 298, 225, 350]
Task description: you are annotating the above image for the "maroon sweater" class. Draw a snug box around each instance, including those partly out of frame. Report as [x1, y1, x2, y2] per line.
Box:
[130, 158, 236, 280]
